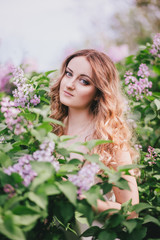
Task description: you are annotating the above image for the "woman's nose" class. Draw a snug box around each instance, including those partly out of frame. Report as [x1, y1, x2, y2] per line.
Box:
[66, 78, 76, 89]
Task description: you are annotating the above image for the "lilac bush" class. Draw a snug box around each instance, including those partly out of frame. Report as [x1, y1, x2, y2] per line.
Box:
[68, 162, 99, 194]
[145, 146, 158, 165]
[124, 64, 152, 100]
[0, 33, 160, 240]
[4, 140, 59, 186]
[12, 66, 40, 108]
[0, 62, 13, 93]
[1, 96, 33, 135]
[150, 33, 160, 58]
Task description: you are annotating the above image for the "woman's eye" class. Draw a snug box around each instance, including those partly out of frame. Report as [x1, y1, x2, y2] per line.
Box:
[65, 71, 72, 77]
[80, 79, 90, 85]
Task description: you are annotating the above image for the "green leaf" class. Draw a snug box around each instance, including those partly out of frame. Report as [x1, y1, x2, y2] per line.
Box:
[27, 192, 47, 210]
[68, 159, 82, 165]
[44, 117, 64, 126]
[84, 185, 104, 207]
[0, 123, 7, 131]
[144, 110, 156, 124]
[56, 181, 77, 206]
[83, 153, 100, 164]
[4, 196, 22, 212]
[0, 143, 13, 152]
[114, 177, 130, 190]
[82, 139, 112, 151]
[98, 230, 117, 240]
[30, 162, 55, 190]
[0, 150, 12, 167]
[153, 174, 160, 180]
[0, 195, 8, 206]
[13, 214, 40, 226]
[117, 164, 144, 172]
[31, 161, 55, 176]
[77, 200, 94, 226]
[20, 112, 36, 121]
[81, 226, 100, 237]
[108, 171, 121, 184]
[59, 201, 74, 225]
[56, 148, 70, 158]
[130, 225, 147, 240]
[38, 183, 61, 196]
[96, 208, 118, 220]
[30, 128, 45, 141]
[11, 172, 23, 184]
[75, 211, 89, 225]
[123, 219, 138, 233]
[60, 135, 76, 142]
[0, 212, 25, 240]
[109, 213, 124, 227]
[59, 163, 78, 173]
[132, 203, 155, 213]
[36, 122, 53, 132]
[45, 69, 57, 76]
[152, 65, 160, 75]
[100, 182, 112, 195]
[143, 215, 160, 226]
[154, 99, 160, 110]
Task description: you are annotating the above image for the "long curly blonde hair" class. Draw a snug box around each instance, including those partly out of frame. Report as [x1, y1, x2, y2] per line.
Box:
[49, 49, 138, 167]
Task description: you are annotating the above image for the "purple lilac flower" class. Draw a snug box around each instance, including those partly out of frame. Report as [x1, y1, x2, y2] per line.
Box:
[4, 140, 58, 186]
[4, 154, 37, 186]
[33, 140, 59, 171]
[1, 97, 33, 135]
[134, 144, 142, 151]
[124, 64, 152, 100]
[12, 66, 40, 109]
[146, 146, 158, 165]
[150, 33, 160, 58]
[68, 163, 99, 194]
[0, 62, 13, 93]
[3, 184, 16, 198]
[137, 64, 150, 78]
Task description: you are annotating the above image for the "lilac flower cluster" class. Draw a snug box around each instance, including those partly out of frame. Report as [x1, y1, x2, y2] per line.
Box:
[4, 140, 59, 186]
[146, 146, 158, 166]
[3, 184, 16, 198]
[1, 97, 33, 135]
[0, 62, 13, 93]
[68, 163, 99, 194]
[150, 33, 160, 58]
[134, 144, 142, 151]
[12, 66, 40, 108]
[33, 140, 60, 171]
[4, 154, 37, 186]
[124, 64, 152, 100]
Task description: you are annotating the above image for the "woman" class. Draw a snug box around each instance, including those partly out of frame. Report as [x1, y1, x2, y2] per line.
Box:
[49, 49, 139, 237]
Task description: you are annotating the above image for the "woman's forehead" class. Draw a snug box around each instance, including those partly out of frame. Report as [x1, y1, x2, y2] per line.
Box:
[67, 56, 92, 78]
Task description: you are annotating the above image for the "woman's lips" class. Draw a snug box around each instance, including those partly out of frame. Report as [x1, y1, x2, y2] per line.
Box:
[64, 90, 73, 97]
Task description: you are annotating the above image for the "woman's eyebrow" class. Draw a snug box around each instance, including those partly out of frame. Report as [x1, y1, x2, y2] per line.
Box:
[66, 67, 92, 80]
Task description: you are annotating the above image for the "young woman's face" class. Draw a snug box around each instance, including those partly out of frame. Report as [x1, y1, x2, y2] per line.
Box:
[59, 56, 97, 110]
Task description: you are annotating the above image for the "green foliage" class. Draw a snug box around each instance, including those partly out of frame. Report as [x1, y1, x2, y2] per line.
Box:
[0, 38, 160, 239]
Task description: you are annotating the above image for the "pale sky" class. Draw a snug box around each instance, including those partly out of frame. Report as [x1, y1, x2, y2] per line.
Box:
[0, 0, 133, 71]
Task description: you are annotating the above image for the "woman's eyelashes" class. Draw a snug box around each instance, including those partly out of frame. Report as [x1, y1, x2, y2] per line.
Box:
[65, 70, 90, 85]
[79, 79, 90, 85]
[65, 70, 72, 77]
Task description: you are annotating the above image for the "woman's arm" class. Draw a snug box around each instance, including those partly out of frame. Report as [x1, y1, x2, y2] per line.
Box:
[96, 149, 139, 218]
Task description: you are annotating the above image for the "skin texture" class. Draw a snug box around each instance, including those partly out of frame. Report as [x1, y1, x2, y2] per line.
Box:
[59, 56, 139, 217]
[60, 56, 97, 113]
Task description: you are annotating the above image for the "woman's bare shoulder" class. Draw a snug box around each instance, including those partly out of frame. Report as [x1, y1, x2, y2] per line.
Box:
[115, 149, 132, 166]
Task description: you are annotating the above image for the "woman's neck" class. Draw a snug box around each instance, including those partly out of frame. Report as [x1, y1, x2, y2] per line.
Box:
[65, 108, 94, 136]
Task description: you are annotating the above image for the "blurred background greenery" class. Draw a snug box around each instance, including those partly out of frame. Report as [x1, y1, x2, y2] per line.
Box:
[0, 0, 160, 71]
